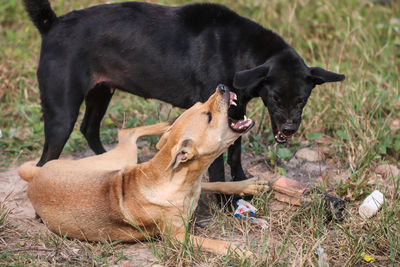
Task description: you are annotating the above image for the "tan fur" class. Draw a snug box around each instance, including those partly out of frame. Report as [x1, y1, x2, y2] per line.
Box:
[18, 161, 40, 182]
[201, 178, 270, 196]
[21, 88, 264, 257]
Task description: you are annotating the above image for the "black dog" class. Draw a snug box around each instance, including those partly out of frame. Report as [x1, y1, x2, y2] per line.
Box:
[24, 0, 345, 184]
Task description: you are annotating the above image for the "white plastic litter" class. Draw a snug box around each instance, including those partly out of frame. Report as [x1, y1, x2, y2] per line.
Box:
[234, 199, 267, 229]
[315, 247, 329, 267]
[359, 190, 384, 218]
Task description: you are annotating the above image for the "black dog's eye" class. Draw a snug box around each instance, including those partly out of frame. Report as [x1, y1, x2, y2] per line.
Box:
[297, 99, 305, 107]
[206, 112, 212, 123]
[272, 96, 281, 104]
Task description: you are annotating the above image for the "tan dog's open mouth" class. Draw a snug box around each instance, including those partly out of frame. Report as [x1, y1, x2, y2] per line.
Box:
[228, 92, 254, 133]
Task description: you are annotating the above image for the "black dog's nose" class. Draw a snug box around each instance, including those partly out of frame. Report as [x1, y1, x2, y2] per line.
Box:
[217, 84, 228, 94]
[282, 124, 296, 136]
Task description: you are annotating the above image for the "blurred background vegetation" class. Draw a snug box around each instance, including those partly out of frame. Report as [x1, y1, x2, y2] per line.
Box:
[0, 0, 399, 179]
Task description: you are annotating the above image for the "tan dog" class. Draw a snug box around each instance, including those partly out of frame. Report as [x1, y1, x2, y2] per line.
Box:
[19, 85, 266, 256]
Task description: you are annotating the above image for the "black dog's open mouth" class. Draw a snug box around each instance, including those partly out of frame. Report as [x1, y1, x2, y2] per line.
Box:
[274, 131, 292, 143]
[228, 92, 254, 133]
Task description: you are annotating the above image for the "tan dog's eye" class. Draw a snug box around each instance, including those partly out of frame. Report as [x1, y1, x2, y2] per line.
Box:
[207, 112, 212, 123]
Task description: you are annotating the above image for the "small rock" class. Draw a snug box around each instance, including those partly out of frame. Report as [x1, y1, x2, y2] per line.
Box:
[314, 137, 332, 145]
[390, 119, 400, 131]
[318, 146, 335, 158]
[295, 148, 322, 162]
[376, 164, 399, 178]
[300, 140, 310, 146]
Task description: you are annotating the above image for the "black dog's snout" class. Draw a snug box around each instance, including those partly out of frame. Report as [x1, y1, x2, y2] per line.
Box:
[217, 84, 228, 94]
[282, 124, 296, 136]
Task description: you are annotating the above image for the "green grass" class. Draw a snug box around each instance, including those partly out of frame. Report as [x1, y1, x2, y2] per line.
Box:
[0, 0, 399, 265]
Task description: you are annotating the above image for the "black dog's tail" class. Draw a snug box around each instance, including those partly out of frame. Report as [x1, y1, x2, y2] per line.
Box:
[23, 0, 57, 35]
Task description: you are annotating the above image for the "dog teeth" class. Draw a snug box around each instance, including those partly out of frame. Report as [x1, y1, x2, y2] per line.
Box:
[234, 95, 237, 100]
[231, 101, 237, 106]
[243, 115, 247, 120]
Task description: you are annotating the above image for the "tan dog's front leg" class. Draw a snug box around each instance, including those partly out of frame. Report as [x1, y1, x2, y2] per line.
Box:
[174, 232, 253, 258]
[201, 178, 270, 196]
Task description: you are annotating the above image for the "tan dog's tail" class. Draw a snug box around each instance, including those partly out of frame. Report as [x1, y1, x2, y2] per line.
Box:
[118, 120, 174, 144]
[18, 161, 40, 182]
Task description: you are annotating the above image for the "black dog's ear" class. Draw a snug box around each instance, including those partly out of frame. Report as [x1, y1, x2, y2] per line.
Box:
[309, 67, 345, 85]
[233, 64, 269, 89]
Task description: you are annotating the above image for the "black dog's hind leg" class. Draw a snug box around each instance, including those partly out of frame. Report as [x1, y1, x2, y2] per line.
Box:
[37, 95, 83, 167]
[80, 84, 113, 155]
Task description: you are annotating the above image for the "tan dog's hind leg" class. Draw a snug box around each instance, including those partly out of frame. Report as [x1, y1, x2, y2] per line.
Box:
[119, 121, 171, 144]
[201, 178, 270, 196]
[174, 232, 253, 258]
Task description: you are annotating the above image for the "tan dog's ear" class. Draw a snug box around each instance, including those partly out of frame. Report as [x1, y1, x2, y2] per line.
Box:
[168, 139, 196, 170]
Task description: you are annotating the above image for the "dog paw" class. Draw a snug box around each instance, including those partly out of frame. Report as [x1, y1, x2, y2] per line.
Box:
[239, 178, 270, 196]
[233, 248, 254, 259]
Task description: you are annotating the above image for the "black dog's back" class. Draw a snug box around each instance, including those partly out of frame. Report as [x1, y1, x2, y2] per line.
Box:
[33, 2, 284, 107]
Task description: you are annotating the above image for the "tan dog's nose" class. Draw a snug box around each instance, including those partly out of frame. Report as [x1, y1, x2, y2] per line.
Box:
[217, 84, 228, 95]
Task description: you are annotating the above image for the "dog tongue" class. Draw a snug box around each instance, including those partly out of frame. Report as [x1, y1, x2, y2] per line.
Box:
[230, 119, 252, 131]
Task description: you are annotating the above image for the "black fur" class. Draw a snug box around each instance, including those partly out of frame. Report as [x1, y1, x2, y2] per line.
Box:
[24, 1, 345, 185]
[23, 0, 57, 35]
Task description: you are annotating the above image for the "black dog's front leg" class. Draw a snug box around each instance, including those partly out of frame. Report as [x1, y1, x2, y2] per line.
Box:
[208, 155, 225, 182]
[227, 137, 247, 181]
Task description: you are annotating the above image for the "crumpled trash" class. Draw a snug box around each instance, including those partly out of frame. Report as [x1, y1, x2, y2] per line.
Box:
[315, 247, 329, 267]
[234, 199, 257, 217]
[361, 252, 375, 262]
[359, 190, 384, 218]
[234, 199, 267, 229]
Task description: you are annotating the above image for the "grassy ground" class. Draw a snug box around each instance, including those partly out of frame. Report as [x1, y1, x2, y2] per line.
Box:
[0, 0, 399, 266]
